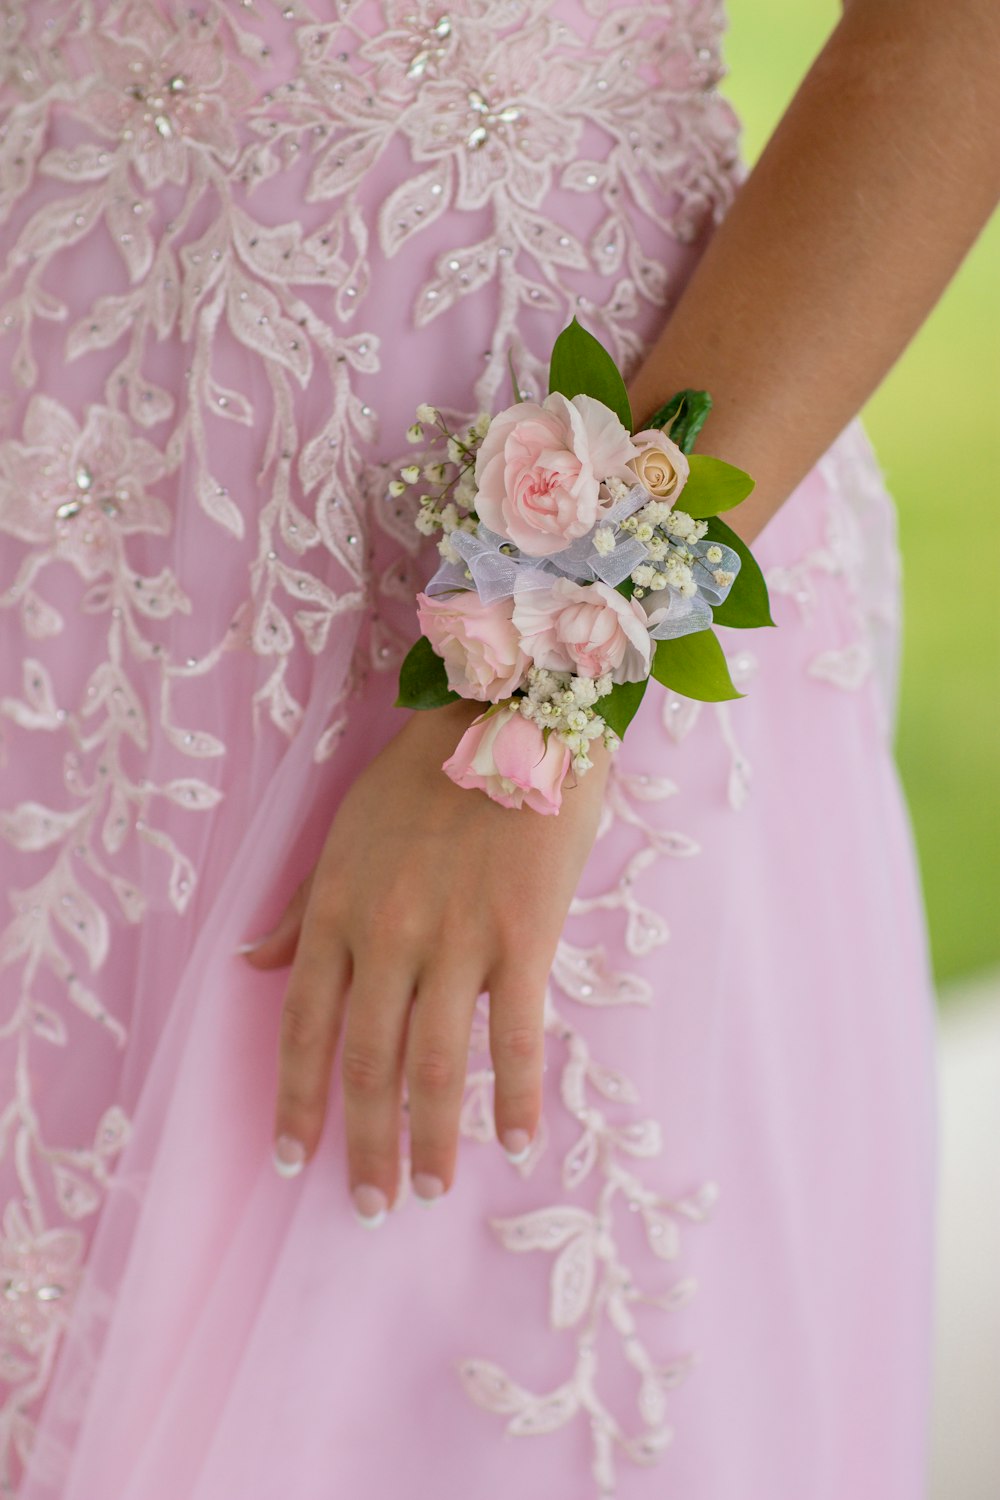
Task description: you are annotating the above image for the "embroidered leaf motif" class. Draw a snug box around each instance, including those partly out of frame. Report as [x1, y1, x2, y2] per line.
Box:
[550, 1232, 596, 1328]
[415, 239, 498, 328]
[641, 1207, 680, 1261]
[93, 1105, 132, 1158]
[561, 1127, 598, 1191]
[586, 1060, 640, 1106]
[161, 778, 224, 811]
[625, 901, 670, 956]
[52, 1165, 102, 1220]
[808, 642, 871, 690]
[66, 293, 140, 361]
[21, 592, 64, 640]
[378, 163, 453, 258]
[53, 882, 109, 972]
[551, 941, 652, 1007]
[30, 1003, 68, 1047]
[612, 1119, 662, 1158]
[196, 470, 245, 539]
[226, 272, 313, 385]
[639, 1375, 669, 1428]
[507, 1384, 580, 1435]
[489, 1205, 594, 1253]
[457, 1359, 530, 1416]
[0, 803, 82, 853]
[163, 726, 226, 759]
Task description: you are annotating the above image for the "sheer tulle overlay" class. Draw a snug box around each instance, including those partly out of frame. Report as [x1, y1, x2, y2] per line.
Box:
[0, 3, 936, 1497]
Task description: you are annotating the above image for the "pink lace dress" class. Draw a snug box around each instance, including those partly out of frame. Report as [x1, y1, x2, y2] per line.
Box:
[0, 3, 937, 1497]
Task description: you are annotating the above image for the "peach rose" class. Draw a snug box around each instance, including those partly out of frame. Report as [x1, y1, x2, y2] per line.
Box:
[474, 391, 636, 557]
[417, 590, 529, 700]
[512, 577, 652, 683]
[628, 428, 689, 503]
[443, 704, 571, 815]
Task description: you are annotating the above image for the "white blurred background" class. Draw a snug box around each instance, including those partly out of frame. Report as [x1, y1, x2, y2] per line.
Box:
[931, 976, 1000, 1498]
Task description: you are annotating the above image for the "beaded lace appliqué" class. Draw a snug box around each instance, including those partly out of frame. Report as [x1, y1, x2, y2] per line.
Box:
[0, 1, 896, 1494]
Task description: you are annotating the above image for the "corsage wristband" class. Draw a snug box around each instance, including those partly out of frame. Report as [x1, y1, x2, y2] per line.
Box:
[393, 318, 774, 814]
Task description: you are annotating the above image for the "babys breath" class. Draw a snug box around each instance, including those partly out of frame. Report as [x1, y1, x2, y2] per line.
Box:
[571, 675, 600, 707]
[414, 506, 439, 536]
[439, 502, 459, 533]
[400, 464, 421, 485]
[713, 568, 736, 587]
[446, 436, 464, 464]
[423, 461, 448, 483]
[438, 534, 461, 563]
[706, 544, 723, 564]
[471, 411, 491, 439]
[415, 403, 438, 425]
[665, 509, 696, 541]
[637, 499, 672, 527]
[519, 665, 614, 755]
[593, 525, 616, 556]
[406, 423, 424, 444]
[387, 479, 406, 498]
[454, 469, 477, 508]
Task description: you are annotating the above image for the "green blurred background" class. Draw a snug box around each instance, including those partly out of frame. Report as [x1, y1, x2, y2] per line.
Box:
[722, 0, 1000, 987]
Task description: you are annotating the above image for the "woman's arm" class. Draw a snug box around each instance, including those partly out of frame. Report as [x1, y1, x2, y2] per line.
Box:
[627, 0, 1000, 543]
[247, 0, 999, 1221]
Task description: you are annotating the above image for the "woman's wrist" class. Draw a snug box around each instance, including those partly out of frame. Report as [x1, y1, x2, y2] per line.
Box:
[623, 0, 1000, 547]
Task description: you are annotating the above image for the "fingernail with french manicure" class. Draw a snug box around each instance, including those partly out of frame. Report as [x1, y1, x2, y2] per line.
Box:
[412, 1172, 445, 1207]
[501, 1128, 532, 1164]
[353, 1184, 388, 1228]
[235, 935, 269, 955]
[273, 1134, 306, 1178]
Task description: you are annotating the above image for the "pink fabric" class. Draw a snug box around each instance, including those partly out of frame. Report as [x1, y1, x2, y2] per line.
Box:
[0, 3, 936, 1498]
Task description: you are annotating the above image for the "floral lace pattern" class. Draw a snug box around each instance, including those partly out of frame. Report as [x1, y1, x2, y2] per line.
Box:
[0, 2, 897, 1494]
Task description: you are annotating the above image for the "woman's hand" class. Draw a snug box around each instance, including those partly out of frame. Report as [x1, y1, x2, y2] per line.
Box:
[240, 698, 608, 1226]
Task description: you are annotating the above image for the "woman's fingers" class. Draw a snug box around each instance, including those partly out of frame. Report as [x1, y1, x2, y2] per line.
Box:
[272, 884, 350, 1176]
[488, 961, 547, 1164]
[340, 954, 413, 1227]
[404, 968, 481, 1205]
[239, 869, 315, 969]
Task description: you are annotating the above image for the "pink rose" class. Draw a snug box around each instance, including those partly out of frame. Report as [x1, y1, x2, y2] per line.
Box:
[417, 590, 529, 701]
[628, 428, 689, 504]
[474, 392, 636, 557]
[512, 578, 652, 682]
[443, 704, 571, 815]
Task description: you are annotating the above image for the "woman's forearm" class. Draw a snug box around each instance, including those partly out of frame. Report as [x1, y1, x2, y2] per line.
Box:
[626, 0, 1000, 544]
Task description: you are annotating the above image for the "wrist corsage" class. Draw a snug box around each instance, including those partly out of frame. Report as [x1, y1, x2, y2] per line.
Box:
[393, 318, 774, 814]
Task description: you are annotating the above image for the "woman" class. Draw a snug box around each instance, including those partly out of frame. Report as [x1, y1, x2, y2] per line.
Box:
[0, 0, 996, 1496]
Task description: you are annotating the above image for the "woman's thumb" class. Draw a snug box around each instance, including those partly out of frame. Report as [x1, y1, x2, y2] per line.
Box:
[236, 871, 314, 968]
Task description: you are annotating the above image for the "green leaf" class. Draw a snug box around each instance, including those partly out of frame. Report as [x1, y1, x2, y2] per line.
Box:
[599, 677, 648, 738]
[705, 516, 775, 629]
[677, 453, 754, 518]
[507, 347, 521, 404]
[395, 635, 460, 710]
[548, 317, 632, 431]
[650, 629, 743, 702]
[643, 388, 712, 454]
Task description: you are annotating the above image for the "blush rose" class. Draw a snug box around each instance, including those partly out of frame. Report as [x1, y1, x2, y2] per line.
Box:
[442, 704, 571, 815]
[628, 428, 689, 503]
[512, 577, 652, 682]
[474, 391, 636, 557]
[417, 590, 528, 700]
